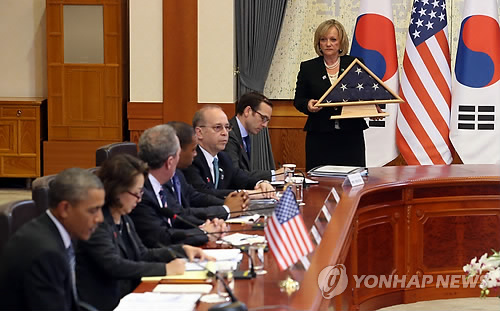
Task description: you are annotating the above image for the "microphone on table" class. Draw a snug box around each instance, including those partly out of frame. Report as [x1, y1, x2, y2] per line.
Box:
[165, 246, 248, 311]
[159, 208, 257, 279]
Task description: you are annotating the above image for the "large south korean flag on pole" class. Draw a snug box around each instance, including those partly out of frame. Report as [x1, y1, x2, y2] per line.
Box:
[450, 0, 500, 164]
[350, 0, 399, 167]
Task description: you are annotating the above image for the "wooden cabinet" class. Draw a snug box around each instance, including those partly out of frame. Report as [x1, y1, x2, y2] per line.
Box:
[0, 97, 46, 177]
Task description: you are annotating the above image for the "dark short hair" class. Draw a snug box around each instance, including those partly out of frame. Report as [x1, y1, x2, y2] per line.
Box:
[235, 92, 273, 115]
[48, 168, 103, 209]
[138, 124, 180, 169]
[167, 121, 195, 149]
[97, 154, 148, 209]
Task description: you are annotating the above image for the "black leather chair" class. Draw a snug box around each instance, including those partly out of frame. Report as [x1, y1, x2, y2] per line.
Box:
[0, 200, 39, 255]
[32, 174, 57, 214]
[95, 142, 137, 166]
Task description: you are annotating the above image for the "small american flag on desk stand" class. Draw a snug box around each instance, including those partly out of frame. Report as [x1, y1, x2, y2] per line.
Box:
[265, 187, 314, 271]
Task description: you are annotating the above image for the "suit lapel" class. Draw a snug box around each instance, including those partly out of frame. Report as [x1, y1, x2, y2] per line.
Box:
[229, 117, 250, 169]
[195, 146, 216, 188]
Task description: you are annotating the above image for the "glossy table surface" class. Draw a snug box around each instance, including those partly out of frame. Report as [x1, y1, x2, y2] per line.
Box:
[134, 164, 500, 310]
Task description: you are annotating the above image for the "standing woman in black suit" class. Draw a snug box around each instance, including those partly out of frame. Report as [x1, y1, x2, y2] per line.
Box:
[76, 154, 213, 310]
[294, 19, 368, 171]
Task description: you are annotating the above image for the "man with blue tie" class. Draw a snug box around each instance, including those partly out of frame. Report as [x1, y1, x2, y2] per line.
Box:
[129, 124, 226, 247]
[225, 92, 284, 181]
[0, 168, 105, 311]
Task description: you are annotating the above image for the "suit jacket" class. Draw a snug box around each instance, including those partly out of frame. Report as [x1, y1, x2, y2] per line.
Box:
[182, 146, 260, 199]
[165, 169, 228, 220]
[224, 116, 272, 181]
[293, 55, 368, 133]
[129, 177, 209, 247]
[76, 208, 183, 310]
[0, 213, 77, 311]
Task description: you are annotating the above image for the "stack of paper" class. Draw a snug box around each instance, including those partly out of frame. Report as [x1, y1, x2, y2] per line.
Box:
[308, 165, 367, 177]
[225, 214, 261, 224]
[152, 284, 212, 294]
[271, 177, 319, 186]
[114, 292, 201, 311]
[218, 233, 266, 246]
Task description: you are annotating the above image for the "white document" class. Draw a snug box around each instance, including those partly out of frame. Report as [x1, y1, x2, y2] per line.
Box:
[152, 284, 212, 294]
[219, 233, 266, 246]
[114, 292, 201, 311]
[225, 214, 261, 224]
[271, 177, 319, 186]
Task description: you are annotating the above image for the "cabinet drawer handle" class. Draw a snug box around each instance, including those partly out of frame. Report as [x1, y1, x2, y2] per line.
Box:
[16, 110, 22, 117]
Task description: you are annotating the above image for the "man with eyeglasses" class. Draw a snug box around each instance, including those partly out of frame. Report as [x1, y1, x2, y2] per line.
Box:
[183, 105, 275, 200]
[225, 92, 284, 181]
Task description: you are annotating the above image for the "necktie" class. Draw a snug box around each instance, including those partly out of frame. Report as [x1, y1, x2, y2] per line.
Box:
[66, 244, 79, 303]
[159, 188, 171, 226]
[159, 188, 167, 208]
[213, 157, 219, 189]
[171, 175, 182, 205]
[243, 135, 251, 159]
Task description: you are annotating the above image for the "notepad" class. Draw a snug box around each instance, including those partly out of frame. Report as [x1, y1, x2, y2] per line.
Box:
[141, 261, 216, 282]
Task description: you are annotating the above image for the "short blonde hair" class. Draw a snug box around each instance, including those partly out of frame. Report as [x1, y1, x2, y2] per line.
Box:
[313, 19, 349, 57]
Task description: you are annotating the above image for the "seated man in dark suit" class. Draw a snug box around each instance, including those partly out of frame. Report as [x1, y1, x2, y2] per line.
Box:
[225, 92, 284, 181]
[182, 105, 275, 200]
[168, 121, 249, 219]
[129, 124, 225, 247]
[0, 168, 105, 311]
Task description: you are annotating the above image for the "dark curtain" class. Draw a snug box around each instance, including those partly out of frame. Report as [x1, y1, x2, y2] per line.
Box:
[235, 0, 288, 171]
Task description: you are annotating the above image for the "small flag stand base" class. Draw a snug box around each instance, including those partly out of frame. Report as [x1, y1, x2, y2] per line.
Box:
[330, 104, 390, 119]
[279, 276, 300, 296]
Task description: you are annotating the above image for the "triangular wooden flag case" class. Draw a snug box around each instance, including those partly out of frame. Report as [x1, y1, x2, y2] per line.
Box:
[315, 58, 403, 119]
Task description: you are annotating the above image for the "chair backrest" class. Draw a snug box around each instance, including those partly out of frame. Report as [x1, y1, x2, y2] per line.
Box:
[0, 199, 39, 255]
[32, 174, 57, 214]
[95, 142, 138, 166]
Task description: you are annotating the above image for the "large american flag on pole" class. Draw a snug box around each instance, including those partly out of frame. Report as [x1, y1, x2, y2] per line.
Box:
[396, 0, 453, 165]
[264, 187, 314, 271]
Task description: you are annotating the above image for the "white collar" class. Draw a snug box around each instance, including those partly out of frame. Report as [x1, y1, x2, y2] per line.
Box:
[46, 209, 72, 249]
[148, 173, 164, 207]
[235, 115, 249, 139]
[199, 145, 218, 182]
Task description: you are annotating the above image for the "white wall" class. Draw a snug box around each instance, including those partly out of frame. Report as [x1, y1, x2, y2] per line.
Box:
[129, 0, 163, 102]
[0, 0, 46, 97]
[198, 0, 236, 103]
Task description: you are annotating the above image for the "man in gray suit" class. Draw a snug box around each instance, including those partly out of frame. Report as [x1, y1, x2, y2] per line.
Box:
[225, 92, 283, 181]
[0, 168, 105, 311]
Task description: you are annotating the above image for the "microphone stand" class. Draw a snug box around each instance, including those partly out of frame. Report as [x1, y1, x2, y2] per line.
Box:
[161, 209, 257, 280]
[166, 248, 248, 311]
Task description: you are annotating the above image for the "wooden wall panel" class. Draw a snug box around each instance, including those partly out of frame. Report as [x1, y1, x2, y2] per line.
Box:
[163, 0, 198, 124]
[43, 140, 117, 175]
[45, 0, 126, 174]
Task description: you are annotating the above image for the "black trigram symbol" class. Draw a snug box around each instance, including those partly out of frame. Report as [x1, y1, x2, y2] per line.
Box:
[457, 105, 495, 130]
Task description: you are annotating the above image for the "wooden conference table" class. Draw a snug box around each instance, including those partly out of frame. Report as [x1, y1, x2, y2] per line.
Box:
[135, 164, 500, 310]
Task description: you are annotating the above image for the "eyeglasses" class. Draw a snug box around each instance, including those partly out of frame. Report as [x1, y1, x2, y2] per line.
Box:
[198, 124, 233, 132]
[126, 189, 144, 200]
[251, 108, 271, 123]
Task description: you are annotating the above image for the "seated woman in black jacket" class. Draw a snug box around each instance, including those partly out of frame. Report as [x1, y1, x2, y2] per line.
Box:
[76, 154, 213, 310]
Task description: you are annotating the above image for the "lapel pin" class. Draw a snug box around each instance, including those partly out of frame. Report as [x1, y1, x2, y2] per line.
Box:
[322, 75, 327, 80]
